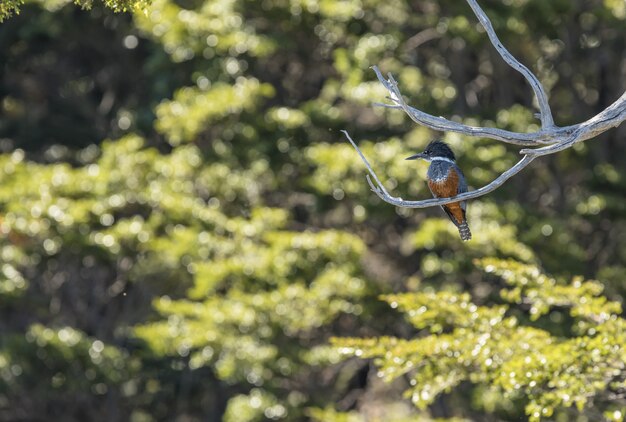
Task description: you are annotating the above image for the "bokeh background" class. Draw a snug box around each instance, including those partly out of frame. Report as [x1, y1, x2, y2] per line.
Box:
[0, 0, 625, 421]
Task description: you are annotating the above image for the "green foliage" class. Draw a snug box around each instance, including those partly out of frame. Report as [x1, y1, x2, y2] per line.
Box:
[155, 79, 275, 145]
[484, 258, 622, 322]
[131, 223, 369, 416]
[0, 0, 151, 21]
[0, 324, 134, 394]
[307, 407, 364, 422]
[223, 389, 285, 422]
[93, 0, 152, 13]
[1, 0, 625, 420]
[333, 259, 626, 421]
[0, 0, 23, 22]
[0, 131, 372, 418]
[133, 0, 277, 62]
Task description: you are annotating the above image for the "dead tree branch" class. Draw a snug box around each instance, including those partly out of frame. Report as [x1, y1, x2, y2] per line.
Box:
[346, 0, 626, 209]
[465, 0, 554, 129]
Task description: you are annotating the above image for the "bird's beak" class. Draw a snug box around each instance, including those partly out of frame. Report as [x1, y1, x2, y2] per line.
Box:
[405, 153, 426, 160]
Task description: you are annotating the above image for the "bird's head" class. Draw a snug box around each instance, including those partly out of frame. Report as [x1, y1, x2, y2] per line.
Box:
[405, 140, 456, 162]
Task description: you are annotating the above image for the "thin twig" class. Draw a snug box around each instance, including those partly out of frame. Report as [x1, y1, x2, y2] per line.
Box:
[341, 130, 393, 198]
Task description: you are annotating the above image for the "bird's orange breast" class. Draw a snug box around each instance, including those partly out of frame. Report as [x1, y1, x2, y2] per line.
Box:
[428, 168, 466, 225]
[428, 167, 460, 198]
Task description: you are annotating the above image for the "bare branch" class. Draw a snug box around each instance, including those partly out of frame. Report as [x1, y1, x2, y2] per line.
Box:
[520, 91, 626, 156]
[465, 0, 554, 128]
[371, 66, 554, 146]
[345, 0, 626, 209]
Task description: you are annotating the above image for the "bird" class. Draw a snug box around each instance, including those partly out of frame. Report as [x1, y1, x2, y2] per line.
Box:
[406, 140, 472, 241]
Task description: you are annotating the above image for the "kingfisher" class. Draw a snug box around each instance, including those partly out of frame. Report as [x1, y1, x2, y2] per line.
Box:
[406, 140, 472, 241]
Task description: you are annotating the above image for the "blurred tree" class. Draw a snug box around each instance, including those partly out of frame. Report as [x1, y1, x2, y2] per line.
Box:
[0, 0, 624, 421]
[333, 259, 626, 421]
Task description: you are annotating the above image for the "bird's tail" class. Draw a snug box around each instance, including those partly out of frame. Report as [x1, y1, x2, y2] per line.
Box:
[458, 222, 472, 241]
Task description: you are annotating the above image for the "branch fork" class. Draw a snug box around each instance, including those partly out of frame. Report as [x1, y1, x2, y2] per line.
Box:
[346, 0, 626, 209]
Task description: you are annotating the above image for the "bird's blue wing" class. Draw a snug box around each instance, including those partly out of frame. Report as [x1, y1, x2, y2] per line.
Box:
[455, 164, 468, 193]
[454, 164, 469, 210]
